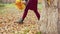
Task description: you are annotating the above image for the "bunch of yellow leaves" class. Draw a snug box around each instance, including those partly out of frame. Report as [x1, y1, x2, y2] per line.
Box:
[15, 0, 25, 10]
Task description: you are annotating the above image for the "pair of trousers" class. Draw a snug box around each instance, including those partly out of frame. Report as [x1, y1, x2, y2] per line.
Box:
[22, 6, 40, 20]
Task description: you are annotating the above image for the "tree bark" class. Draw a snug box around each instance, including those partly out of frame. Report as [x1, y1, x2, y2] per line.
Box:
[38, 0, 58, 34]
[57, 0, 60, 34]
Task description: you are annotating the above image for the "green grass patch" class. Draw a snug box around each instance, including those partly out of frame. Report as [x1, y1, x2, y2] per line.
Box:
[38, 3, 43, 10]
[0, 3, 15, 14]
[0, 3, 15, 8]
[0, 3, 5, 7]
[4, 3, 15, 7]
[36, 32, 41, 34]
[0, 3, 42, 14]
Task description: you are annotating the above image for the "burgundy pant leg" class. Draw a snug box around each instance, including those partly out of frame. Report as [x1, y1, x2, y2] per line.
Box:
[22, 7, 29, 20]
[34, 9, 40, 20]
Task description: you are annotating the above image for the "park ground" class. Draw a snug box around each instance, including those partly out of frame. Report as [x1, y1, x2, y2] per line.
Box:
[0, 3, 42, 34]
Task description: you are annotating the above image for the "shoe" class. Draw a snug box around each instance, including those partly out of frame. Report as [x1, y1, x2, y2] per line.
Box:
[16, 18, 24, 24]
[38, 18, 40, 21]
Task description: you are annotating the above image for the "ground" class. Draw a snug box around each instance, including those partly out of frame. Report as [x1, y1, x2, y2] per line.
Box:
[0, 3, 42, 34]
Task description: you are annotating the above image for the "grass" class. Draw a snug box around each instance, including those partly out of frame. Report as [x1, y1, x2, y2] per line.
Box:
[0, 3, 42, 9]
[0, 3, 42, 14]
[0, 3, 5, 7]
[0, 3, 15, 14]
[4, 3, 15, 7]
[0, 3, 15, 7]
[38, 3, 42, 10]
[36, 32, 41, 34]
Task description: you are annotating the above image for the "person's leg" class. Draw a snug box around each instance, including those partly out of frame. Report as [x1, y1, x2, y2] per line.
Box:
[22, 7, 29, 20]
[34, 9, 40, 20]
[17, 7, 29, 24]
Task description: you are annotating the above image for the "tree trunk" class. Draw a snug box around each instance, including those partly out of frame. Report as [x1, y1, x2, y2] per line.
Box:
[38, 0, 58, 34]
[57, 0, 60, 34]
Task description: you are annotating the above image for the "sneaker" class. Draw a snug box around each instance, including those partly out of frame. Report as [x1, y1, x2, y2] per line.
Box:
[16, 18, 24, 24]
